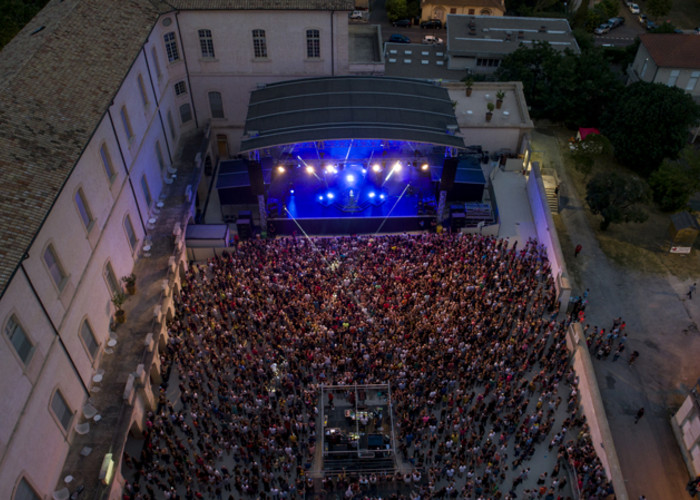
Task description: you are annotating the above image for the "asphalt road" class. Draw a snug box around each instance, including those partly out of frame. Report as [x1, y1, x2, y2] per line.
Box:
[593, 6, 646, 47]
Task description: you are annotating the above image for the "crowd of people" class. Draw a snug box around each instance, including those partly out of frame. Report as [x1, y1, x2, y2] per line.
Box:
[122, 232, 614, 499]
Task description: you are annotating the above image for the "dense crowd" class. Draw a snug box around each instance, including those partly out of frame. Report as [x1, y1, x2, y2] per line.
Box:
[122, 233, 614, 499]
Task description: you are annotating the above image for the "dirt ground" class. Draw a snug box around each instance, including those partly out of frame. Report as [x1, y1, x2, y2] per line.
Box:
[552, 127, 700, 282]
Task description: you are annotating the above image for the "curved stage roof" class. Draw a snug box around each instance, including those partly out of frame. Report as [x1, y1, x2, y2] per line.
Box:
[240, 76, 464, 152]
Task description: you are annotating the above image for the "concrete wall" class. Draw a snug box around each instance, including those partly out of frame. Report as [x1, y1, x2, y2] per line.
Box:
[566, 322, 628, 500]
[526, 161, 571, 305]
[673, 387, 700, 476]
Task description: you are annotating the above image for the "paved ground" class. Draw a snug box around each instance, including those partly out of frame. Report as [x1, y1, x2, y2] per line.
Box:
[531, 128, 700, 499]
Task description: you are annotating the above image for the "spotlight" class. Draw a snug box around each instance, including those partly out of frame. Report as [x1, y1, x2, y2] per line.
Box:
[290, 189, 295, 194]
[325, 164, 338, 174]
[306, 165, 315, 174]
[421, 163, 429, 171]
[327, 192, 335, 200]
[346, 174, 355, 183]
[379, 193, 386, 200]
[368, 191, 376, 199]
[277, 165, 286, 173]
[318, 195, 324, 201]
[372, 163, 381, 173]
[361, 168, 367, 174]
[393, 162, 402, 172]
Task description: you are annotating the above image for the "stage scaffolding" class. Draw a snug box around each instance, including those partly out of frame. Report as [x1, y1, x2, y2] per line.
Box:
[319, 384, 398, 474]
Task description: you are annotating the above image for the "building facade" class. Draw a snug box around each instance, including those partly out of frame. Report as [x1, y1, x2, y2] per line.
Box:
[421, 0, 506, 21]
[628, 34, 700, 103]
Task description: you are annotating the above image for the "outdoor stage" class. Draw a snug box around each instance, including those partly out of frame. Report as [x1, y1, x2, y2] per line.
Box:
[264, 151, 439, 235]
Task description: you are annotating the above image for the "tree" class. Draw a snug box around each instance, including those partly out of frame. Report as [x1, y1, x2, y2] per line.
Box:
[586, 172, 650, 230]
[647, 0, 672, 19]
[497, 43, 621, 127]
[601, 82, 700, 176]
[385, 0, 408, 20]
[649, 147, 700, 211]
[495, 42, 562, 117]
[546, 48, 622, 127]
[570, 133, 612, 176]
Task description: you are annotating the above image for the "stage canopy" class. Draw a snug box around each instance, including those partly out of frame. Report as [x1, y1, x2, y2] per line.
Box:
[240, 76, 464, 152]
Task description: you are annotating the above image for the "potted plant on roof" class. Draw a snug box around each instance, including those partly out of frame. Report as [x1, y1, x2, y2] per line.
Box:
[112, 291, 127, 324]
[496, 90, 505, 109]
[122, 273, 136, 295]
[486, 102, 495, 122]
[464, 77, 474, 97]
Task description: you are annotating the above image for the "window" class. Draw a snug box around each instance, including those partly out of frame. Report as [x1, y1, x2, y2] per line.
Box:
[80, 320, 99, 359]
[480, 9, 492, 15]
[640, 59, 649, 78]
[151, 46, 162, 79]
[668, 69, 680, 87]
[120, 106, 133, 141]
[468, 8, 475, 14]
[180, 103, 192, 123]
[75, 188, 93, 229]
[50, 390, 73, 431]
[5, 315, 33, 365]
[44, 244, 66, 290]
[164, 31, 179, 62]
[306, 29, 320, 58]
[100, 144, 115, 181]
[167, 110, 176, 139]
[686, 71, 700, 91]
[14, 478, 40, 500]
[208, 91, 224, 119]
[140, 175, 152, 207]
[477, 57, 500, 67]
[252, 29, 267, 58]
[450, 8, 457, 13]
[155, 140, 166, 172]
[124, 215, 138, 251]
[105, 262, 121, 297]
[137, 74, 149, 109]
[174, 80, 187, 96]
[198, 29, 215, 58]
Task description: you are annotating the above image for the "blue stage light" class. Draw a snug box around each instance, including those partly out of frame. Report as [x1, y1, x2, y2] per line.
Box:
[290, 189, 295, 194]
[346, 174, 355, 183]
[327, 192, 335, 200]
[368, 191, 376, 199]
[379, 193, 386, 200]
[318, 195, 324, 201]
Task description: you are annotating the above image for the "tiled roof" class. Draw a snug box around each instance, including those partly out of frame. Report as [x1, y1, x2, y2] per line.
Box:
[0, 0, 165, 296]
[0, 0, 355, 297]
[640, 34, 700, 70]
[169, 0, 354, 9]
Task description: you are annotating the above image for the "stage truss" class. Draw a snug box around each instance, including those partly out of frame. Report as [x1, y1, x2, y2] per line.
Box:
[319, 384, 398, 474]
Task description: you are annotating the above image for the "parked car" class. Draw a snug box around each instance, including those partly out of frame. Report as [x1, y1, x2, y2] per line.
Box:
[637, 13, 648, 25]
[388, 33, 411, 43]
[646, 20, 658, 30]
[608, 17, 625, 28]
[392, 19, 412, 27]
[628, 2, 640, 14]
[422, 35, 444, 44]
[349, 10, 364, 20]
[594, 23, 612, 35]
[420, 19, 442, 29]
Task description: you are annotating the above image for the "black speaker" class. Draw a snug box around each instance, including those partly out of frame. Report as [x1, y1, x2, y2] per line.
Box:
[248, 161, 264, 196]
[236, 218, 252, 240]
[440, 157, 459, 192]
[451, 213, 466, 231]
